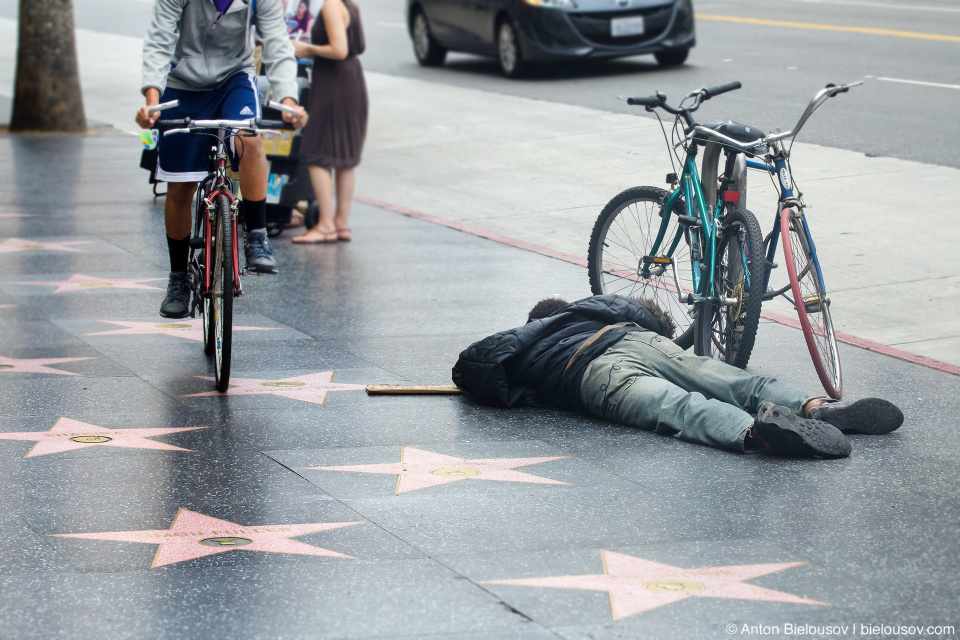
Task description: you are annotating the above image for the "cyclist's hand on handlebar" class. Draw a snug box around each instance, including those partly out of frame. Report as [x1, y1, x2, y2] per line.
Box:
[136, 89, 161, 129]
[280, 98, 309, 129]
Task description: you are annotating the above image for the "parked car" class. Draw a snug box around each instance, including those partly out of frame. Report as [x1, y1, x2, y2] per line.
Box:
[406, 0, 695, 77]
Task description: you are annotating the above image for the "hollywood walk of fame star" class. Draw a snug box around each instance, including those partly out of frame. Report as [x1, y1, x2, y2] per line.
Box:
[304, 446, 572, 494]
[83, 318, 277, 342]
[52, 508, 362, 567]
[486, 550, 825, 620]
[0, 417, 208, 458]
[0, 355, 94, 375]
[182, 370, 366, 404]
[0, 213, 35, 218]
[4, 274, 166, 294]
[0, 238, 92, 254]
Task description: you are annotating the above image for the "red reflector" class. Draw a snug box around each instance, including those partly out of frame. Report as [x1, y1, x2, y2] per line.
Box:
[723, 191, 739, 203]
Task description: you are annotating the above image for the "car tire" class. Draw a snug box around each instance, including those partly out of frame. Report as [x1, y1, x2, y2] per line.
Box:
[497, 19, 527, 78]
[655, 48, 689, 67]
[412, 9, 447, 66]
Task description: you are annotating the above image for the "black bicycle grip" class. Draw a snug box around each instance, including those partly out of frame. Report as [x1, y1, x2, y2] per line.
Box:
[256, 119, 296, 130]
[626, 95, 663, 107]
[153, 118, 190, 129]
[702, 81, 742, 99]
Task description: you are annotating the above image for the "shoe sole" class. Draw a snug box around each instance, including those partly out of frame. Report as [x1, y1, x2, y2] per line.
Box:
[812, 398, 903, 435]
[246, 262, 278, 274]
[757, 405, 851, 459]
[159, 309, 189, 319]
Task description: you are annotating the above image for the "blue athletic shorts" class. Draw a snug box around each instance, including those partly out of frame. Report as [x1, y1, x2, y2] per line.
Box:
[156, 71, 260, 183]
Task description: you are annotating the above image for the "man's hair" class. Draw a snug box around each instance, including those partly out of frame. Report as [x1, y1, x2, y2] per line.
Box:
[631, 297, 676, 338]
[527, 297, 570, 323]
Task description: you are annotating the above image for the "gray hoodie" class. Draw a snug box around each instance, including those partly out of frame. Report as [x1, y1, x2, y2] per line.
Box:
[142, 0, 299, 102]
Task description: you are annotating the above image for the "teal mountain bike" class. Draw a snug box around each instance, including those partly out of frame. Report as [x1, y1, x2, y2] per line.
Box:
[588, 82, 766, 369]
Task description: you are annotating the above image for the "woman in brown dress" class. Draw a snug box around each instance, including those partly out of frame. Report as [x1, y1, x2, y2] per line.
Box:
[291, 0, 368, 243]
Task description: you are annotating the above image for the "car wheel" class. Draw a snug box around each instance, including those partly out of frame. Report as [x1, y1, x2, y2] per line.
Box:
[655, 48, 690, 67]
[497, 20, 527, 78]
[412, 10, 447, 66]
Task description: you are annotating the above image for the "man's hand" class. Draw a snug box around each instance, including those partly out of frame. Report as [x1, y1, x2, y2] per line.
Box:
[281, 97, 309, 129]
[136, 88, 162, 129]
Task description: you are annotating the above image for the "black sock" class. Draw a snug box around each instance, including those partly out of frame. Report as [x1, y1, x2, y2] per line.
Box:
[241, 198, 266, 231]
[167, 235, 190, 273]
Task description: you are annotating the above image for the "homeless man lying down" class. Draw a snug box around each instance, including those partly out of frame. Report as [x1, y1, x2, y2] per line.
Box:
[452, 295, 903, 459]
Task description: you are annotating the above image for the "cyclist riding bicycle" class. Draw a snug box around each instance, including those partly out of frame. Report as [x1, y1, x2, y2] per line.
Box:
[135, 0, 308, 318]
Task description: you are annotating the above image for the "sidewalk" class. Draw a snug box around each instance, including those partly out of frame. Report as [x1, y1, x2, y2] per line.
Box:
[1, 18, 957, 364]
[0, 126, 958, 640]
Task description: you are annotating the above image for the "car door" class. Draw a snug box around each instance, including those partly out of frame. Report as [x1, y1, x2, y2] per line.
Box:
[457, 0, 500, 53]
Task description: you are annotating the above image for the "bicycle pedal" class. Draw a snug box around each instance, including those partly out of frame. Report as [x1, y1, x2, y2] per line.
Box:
[765, 260, 778, 269]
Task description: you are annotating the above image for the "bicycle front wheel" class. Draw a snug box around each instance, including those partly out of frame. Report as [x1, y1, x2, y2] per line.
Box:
[588, 186, 697, 346]
[694, 208, 765, 368]
[212, 194, 234, 392]
[781, 208, 842, 398]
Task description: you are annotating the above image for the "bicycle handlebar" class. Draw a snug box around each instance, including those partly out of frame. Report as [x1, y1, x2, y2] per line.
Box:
[702, 81, 741, 100]
[148, 100, 179, 115]
[266, 100, 300, 116]
[154, 117, 295, 136]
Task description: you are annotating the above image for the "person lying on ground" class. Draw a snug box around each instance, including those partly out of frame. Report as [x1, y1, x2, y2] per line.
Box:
[452, 295, 903, 458]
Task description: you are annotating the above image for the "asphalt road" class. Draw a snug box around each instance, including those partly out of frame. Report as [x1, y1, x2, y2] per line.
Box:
[5, 0, 958, 166]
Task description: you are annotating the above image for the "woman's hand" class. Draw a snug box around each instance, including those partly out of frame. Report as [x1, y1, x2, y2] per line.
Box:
[291, 39, 312, 59]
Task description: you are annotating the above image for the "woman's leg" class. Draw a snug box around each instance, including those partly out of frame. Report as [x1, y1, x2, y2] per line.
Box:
[294, 165, 337, 242]
[334, 167, 355, 239]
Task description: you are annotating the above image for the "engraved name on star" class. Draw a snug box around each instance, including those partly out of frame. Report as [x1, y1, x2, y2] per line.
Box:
[5, 274, 166, 294]
[304, 446, 572, 494]
[486, 550, 825, 620]
[182, 370, 366, 404]
[0, 417, 207, 458]
[0, 238, 93, 254]
[0, 355, 94, 375]
[83, 318, 277, 342]
[52, 508, 362, 568]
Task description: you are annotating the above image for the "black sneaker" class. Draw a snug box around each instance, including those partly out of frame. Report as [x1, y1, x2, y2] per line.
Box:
[244, 229, 278, 274]
[752, 402, 851, 459]
[807, 398, 903, 435]
[159, 271, 192, 318]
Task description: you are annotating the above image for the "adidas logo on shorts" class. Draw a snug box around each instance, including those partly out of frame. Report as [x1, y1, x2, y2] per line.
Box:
[240, 106, 254, 116]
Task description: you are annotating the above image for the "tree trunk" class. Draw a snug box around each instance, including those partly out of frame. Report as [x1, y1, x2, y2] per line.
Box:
[10, 0, 86, 132]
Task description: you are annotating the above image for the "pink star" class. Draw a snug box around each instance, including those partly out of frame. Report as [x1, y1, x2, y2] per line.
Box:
[0, 238, 92, 254]
[83, 318, 277, 342]
[0, 355, 94, 375]
[0, 417, 207, 458]
[305, 446, 571, 494]
[182, 370, 366, 404]
[0, 213, 35, 218]
[5, 274, 166, 294]
[52, 508, 362, 568]
[487, 550, 825, 620]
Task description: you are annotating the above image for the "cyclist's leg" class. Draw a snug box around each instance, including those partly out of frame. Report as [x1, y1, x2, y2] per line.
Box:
[155, 87, 209, 317]
[219, 72, 276, 272]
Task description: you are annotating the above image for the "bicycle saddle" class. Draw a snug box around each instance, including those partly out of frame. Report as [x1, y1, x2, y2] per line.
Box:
[701, 121, 766, 144]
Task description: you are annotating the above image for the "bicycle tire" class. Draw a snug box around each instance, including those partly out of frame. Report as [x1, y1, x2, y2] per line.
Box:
[780, 208, 842, 398]
[694, 208, 765, 368]
[213, 194, 234, 392]
[587, 186, 697, 347]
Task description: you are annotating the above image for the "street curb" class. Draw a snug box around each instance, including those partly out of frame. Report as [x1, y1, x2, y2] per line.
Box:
[357, 194, 960, 380]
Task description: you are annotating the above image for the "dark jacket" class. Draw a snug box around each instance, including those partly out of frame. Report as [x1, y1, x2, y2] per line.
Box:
[452, 295, 668, 411]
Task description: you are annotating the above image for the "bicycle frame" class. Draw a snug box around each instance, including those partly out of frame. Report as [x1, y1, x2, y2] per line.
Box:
[197, 130, 242, 296]
[643, 150, 724, 302]
[743, 149, 828, 297]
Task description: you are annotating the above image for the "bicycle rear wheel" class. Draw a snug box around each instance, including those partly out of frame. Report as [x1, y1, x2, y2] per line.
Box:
[212, 194, 234, 392]
[781, 208, 842, 398]
[588, 186, 697, 346]
[695, 208, 765, 368]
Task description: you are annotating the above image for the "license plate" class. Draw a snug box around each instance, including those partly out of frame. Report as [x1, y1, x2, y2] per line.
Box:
[611, 15, 645, 37]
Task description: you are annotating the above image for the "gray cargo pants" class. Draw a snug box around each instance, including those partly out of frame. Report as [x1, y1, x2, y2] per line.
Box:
[579, 331, 812, 452]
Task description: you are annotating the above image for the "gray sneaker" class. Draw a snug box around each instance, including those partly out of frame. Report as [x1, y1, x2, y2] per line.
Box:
[244, 229, 278, 274]
[159, 271, 193, 318]
[752, 402, 851, 459]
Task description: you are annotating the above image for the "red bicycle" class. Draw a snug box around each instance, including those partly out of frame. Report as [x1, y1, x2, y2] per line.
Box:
[154, 101, 295, 391]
